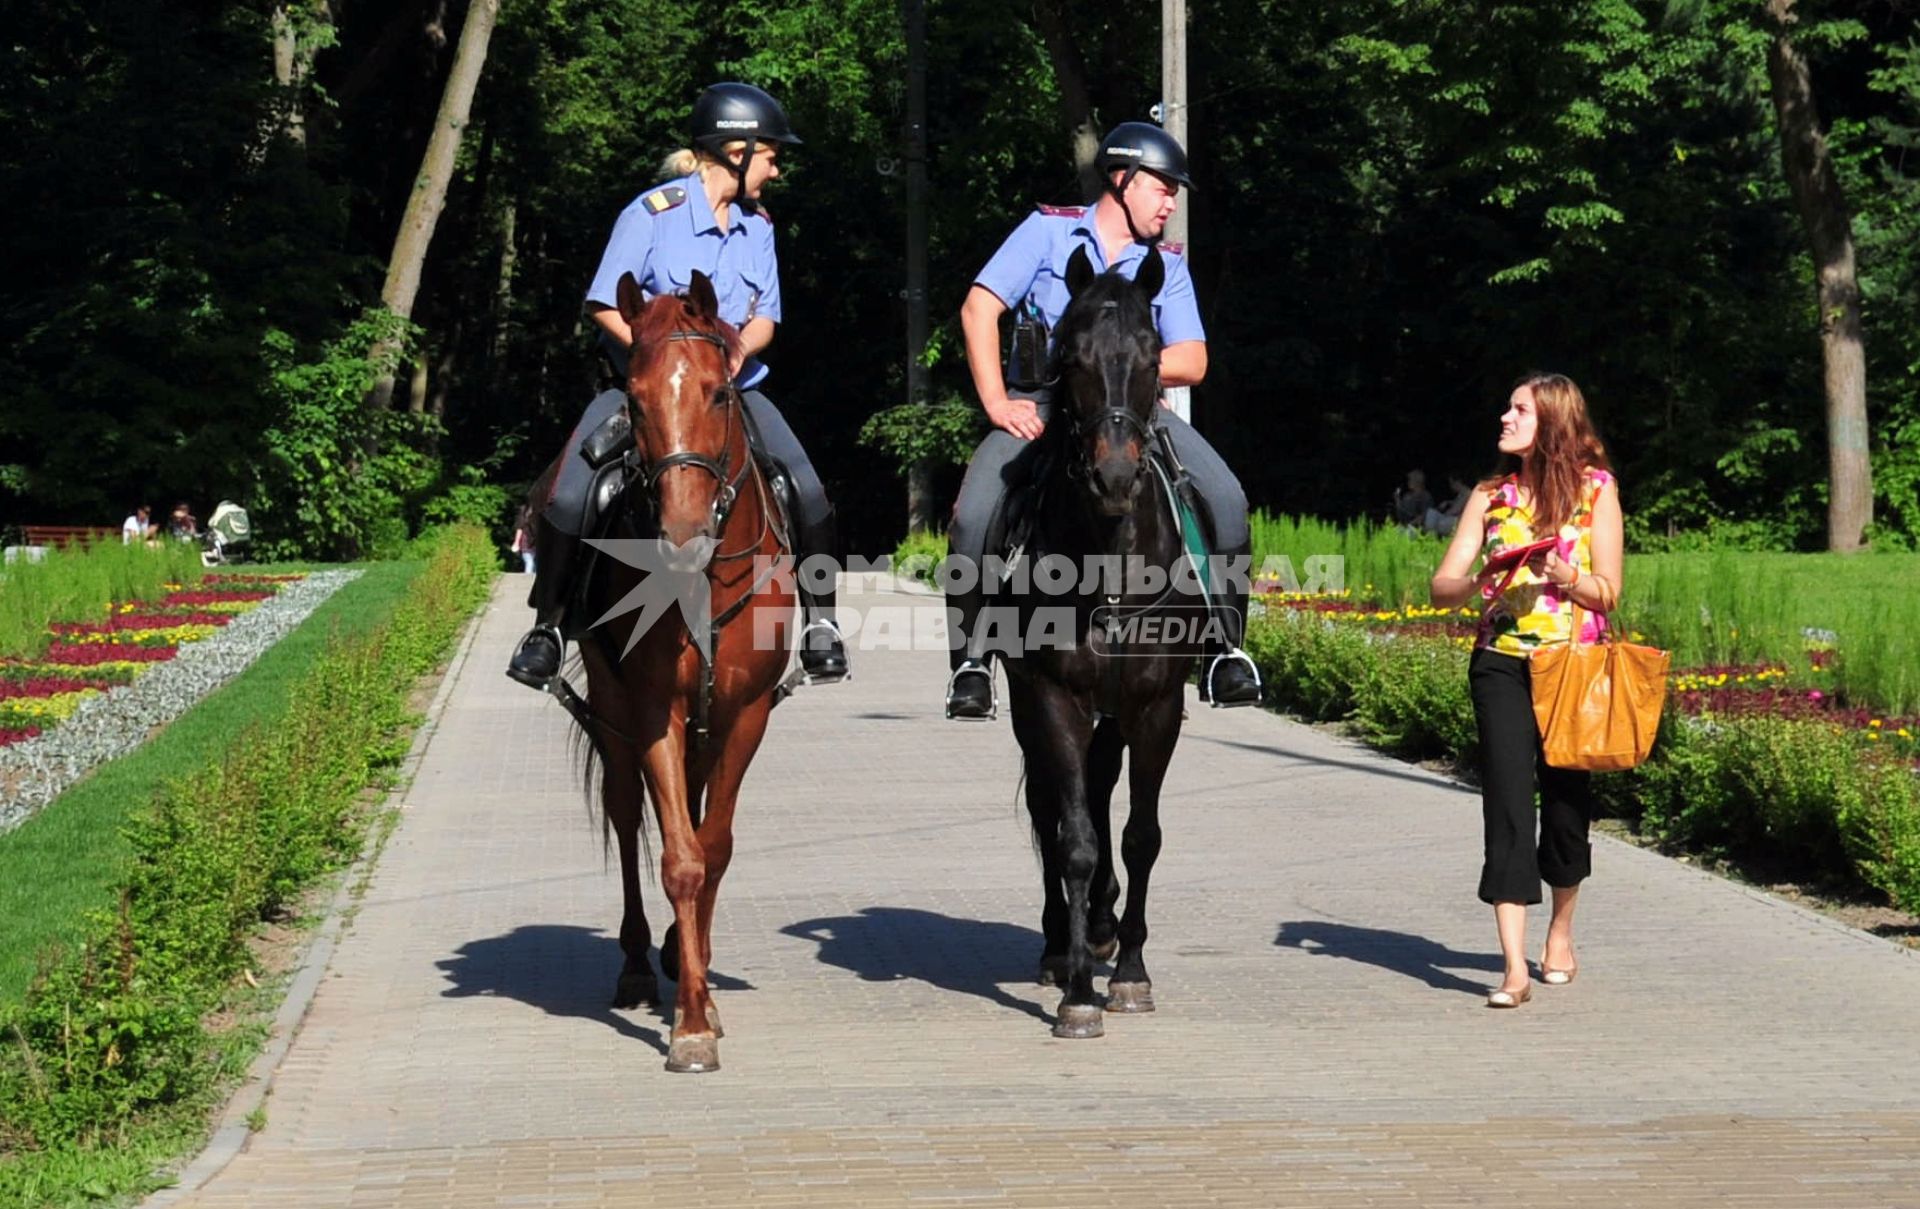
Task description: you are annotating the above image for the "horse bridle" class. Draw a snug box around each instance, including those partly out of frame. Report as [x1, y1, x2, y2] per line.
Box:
[627, 328, 753, 540]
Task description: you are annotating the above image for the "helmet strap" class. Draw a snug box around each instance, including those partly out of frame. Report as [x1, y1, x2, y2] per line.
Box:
[733, 136, 761, 215]
[1105, 164, 1157, 246]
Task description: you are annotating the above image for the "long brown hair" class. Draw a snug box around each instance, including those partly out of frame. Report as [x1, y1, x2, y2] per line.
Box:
[1496, 372, 1612, 534]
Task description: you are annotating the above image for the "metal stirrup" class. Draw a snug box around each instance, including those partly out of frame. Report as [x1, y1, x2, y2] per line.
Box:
[1206, 647, 1262, 705]
[944, 661, 997, 720]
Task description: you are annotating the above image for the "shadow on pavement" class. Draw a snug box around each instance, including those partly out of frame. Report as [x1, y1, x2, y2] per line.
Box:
[438, 924, 673, 1054]
[1275, 919, 1503, 996]
[783, 907, 1052, 1023]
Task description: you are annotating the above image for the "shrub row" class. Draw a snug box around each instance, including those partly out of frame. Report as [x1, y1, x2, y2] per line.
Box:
[1243, 610, 1920, 914]
[0, 526, 494, 1193]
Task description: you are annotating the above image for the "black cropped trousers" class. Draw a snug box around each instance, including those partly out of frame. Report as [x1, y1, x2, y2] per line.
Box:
[1469, 646, 1596, 905]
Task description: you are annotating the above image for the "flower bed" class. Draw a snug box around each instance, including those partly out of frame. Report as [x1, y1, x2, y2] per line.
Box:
[1246, 591, 1920, 911]
[0, 571, 361, 830]
[1257, 592, 1920, 763]
[0, 575, 291, 750]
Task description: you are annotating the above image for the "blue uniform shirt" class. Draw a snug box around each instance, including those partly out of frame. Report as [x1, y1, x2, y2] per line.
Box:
[972, 205, 1205, 348]
[585, 173, 782, 389]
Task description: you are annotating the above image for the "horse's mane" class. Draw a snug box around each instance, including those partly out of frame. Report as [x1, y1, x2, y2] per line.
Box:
[627, 291, 741, 382]
[1047, 270, 1159, 382]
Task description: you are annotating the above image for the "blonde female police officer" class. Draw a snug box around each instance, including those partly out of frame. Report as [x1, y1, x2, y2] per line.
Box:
[508, 83, 849, 690]
[943, 121, 1260, 719]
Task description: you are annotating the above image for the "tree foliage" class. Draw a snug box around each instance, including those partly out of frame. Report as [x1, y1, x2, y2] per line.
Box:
[2, 0, 1919, 552]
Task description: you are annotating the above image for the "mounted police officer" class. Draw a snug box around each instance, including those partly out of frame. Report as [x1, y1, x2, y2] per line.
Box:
[943, 120, 1260, 719]
[507, 83, 849, 690]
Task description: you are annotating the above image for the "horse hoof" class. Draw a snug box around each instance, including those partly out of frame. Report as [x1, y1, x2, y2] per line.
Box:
[1052, 1002, 1105, 1039]
[665, 1033, 720, 1073]
[611, 972, 659, 1010]
[708, 1003, 724, 1039]
[1091, 936, 1120, 963]
[1105, 981, 1155, 1013]
[1038, 955, 1070, 987]
[658, 924, 680, 984]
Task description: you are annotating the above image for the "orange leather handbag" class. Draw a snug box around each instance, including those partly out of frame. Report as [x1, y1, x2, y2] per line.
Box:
[1529, 606, 1671, 771]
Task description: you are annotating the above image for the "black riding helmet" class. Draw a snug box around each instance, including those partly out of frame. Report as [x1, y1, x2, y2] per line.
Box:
[1099, 121, 1192, 244]
[692, 83, 801, 214]
[1099, 121, 1193, 190]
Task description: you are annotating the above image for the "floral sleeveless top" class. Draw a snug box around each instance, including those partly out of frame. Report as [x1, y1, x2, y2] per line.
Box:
[1475, 469, 1613, 656]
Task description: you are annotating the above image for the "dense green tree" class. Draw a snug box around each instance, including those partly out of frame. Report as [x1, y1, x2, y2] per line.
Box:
[2, 0, 1917, 555]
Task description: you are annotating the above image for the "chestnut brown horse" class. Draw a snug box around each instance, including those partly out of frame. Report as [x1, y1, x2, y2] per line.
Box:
[558, 269, 795, 1073]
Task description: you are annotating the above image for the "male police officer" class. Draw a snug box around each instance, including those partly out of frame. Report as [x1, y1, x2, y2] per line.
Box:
[508, 83, 848, 690]
[943, 120, 1260, 719]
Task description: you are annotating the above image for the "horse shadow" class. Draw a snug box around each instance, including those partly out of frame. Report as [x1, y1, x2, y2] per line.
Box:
[1274, 919, 1503, 996]
[437, 924, 673, 1055]
[781, 907, 1051, 1024]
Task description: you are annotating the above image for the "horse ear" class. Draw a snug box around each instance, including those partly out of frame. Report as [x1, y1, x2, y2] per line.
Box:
[616, 272, 645, 327]
[1065, 245, 1096, 298]
[688, 270, 720, 321]
[1133, 248, 1166, 301]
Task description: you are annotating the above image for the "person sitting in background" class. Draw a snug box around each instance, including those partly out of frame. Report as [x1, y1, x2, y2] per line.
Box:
[167, 502, 198, 542]
[122, 504, 153, 544]
[1425, 475, 1473, 536]
[1393, 469, 1434, 529]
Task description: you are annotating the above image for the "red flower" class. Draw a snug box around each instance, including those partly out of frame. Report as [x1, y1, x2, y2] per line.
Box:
[42, 644, 177, 665]
[0, 727, 42, 747]
[162, 590, 272, 606]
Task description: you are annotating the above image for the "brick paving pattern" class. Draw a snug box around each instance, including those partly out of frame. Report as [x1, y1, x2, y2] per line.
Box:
[172, 574, 1920, 1207]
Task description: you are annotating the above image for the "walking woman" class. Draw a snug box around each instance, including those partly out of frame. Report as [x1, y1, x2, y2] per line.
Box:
[1429, 373, 1623, 1008]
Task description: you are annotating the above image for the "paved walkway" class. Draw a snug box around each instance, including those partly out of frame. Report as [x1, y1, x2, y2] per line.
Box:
[172, 575, 1920, 1207]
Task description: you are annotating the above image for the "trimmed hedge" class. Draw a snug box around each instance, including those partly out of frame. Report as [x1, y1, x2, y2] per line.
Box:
[0, 526, 493, 1198]
[1245, 611, 1920, 914]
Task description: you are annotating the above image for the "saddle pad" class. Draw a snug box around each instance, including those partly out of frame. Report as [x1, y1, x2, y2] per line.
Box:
[1153, 458, 1212, 606]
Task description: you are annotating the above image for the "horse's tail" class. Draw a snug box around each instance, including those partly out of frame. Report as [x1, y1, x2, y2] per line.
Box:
[562, 664, 655, 874]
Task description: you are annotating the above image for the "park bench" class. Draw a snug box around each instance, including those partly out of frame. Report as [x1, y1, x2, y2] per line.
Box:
[20, 525, 123, 549]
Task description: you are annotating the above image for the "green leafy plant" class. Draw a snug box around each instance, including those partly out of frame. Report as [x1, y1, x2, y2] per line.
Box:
[890, 529, 947, 584]
[253, 310, 439, 561]
[857, 396, 986, 481]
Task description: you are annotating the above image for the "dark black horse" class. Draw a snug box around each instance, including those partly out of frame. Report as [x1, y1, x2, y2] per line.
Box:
[1000, 245, 1202, 1039]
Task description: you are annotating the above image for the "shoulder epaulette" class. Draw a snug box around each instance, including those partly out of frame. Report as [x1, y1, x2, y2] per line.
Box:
[641, 186, 687, 215]
[1036, 204, 1086, 218]
[1158, 241, 1185, 256]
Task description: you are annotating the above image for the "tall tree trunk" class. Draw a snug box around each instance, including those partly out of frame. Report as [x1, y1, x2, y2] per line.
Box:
[1765, 0, 1872, 551]
[368, 0, 501, 410]
[270, 4, 306, 148]
[491, 196, 518, 363]
[1030, 0, 1102, 200]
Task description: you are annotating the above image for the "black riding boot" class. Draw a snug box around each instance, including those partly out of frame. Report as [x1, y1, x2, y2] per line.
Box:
[506, 515, 581, 690]
[943, 581, 998, 720]
[794, 504, 848, 683]
[1200, 544, 1262, 708]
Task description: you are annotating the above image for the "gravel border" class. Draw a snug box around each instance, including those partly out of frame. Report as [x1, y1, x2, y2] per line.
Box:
[0, 571, 361, 831]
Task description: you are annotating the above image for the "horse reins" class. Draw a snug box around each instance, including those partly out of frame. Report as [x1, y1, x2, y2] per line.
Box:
[616, 326, 793, 753]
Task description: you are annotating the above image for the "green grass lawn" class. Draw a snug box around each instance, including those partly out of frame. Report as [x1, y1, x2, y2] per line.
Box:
[0, 560, 423, 1005]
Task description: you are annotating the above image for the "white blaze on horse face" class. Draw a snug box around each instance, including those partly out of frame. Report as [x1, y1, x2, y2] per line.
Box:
[667, 361, 688, 404]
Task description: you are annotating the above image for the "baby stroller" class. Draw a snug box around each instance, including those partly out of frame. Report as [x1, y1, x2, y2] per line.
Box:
[201, 500, 253, 567]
